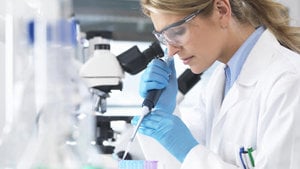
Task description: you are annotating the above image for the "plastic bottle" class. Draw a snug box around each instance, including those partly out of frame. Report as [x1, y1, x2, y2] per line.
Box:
[0, 0, 38, 167]
[63, 19, 105, 169]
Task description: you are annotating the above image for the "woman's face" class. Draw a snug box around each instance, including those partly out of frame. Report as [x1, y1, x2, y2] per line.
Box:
[149, 4, 231, 74]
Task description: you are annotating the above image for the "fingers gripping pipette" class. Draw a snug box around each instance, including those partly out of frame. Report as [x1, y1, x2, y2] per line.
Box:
[122, 54, 172, 160]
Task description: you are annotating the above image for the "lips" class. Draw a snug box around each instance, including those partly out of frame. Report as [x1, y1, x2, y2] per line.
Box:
[181, 56, 194, 65]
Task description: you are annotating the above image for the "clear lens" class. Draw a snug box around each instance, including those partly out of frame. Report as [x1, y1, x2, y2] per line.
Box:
[153, 9, 201, 46]
[153, 23, 189, 46]
[164, 24, 188, 46]
[154, 32, 167, 45]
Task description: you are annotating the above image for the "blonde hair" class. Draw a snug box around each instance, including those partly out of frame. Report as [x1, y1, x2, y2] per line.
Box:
[140, 0, 300, 53]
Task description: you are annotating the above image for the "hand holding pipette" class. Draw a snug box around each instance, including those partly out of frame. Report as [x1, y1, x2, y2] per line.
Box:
[128, 54, 198, 162]
[122, 51, 176, 160]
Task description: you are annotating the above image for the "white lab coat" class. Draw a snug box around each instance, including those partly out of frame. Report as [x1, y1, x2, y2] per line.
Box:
[181, 29, 300, 169]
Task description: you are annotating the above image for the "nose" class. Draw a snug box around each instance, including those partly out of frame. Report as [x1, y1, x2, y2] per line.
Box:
[166, 44, 180, 57]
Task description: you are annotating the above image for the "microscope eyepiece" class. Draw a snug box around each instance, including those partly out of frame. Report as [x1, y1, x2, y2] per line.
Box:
[117, 41, 164, 75]
[142, 41, 164, 62]
[178, 69, 202, 95]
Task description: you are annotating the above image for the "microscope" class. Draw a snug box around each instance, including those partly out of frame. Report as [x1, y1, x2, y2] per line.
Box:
[80, 31, 165, 155]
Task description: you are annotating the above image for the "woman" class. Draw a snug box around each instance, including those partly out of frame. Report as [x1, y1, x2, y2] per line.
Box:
[132, 0, 300, 168]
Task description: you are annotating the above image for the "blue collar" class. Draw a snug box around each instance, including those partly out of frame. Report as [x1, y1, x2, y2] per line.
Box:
[224, 26, 265, 96]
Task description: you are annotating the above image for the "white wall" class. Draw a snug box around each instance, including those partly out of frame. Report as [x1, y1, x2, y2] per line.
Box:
[0, 3, 5, 134]
[278, 0, 300, 26]
[0, 42, 4, 132]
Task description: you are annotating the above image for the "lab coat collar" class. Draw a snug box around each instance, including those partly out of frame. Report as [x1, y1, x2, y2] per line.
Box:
[236, 29, 279, 86]
[211, 30, 280, 142]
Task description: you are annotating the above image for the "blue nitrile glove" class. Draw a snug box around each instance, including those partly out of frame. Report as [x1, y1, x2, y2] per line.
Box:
[131, 111, 198, 162]
[139, 58, 177, 114]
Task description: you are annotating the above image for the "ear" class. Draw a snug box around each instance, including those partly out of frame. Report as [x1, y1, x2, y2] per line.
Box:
[214, 0, 231, 28]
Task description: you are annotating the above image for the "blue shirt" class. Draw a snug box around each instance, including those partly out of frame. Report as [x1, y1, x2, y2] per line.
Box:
[224, 26, 265, 96]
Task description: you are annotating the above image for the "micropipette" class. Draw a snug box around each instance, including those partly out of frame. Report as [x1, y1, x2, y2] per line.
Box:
[122, 53, 172, 160]
[122, 90, 162, 160]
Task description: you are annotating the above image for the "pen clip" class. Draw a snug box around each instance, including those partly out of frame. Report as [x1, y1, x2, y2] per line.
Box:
[239, 147, 247, 169]
[247, 147, 255, 167]
[239, 146, 255, 169]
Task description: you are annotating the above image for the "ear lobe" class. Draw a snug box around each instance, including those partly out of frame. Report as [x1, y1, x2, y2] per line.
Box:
[214, 0, 231, 28]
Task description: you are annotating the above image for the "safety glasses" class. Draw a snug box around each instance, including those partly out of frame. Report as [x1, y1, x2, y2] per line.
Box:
[152, 9, 203, 47]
